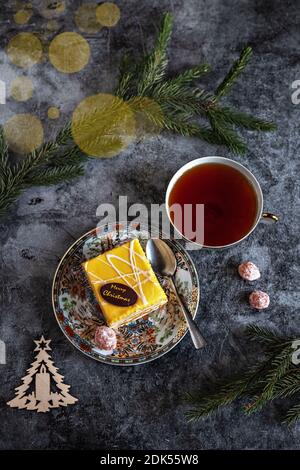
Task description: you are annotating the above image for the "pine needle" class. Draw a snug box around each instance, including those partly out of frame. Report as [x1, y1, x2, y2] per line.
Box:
[243, 344, 293, 414]
[215, 46, 253, 100]
[273, 370, 300, 399]
[247, 324, 290, 346]
[208, 113, 248, 154]
[137, 12, 173, 95]
[215, 107, 277, 132]
[162, 116, 224, 146]
[165, 64, 211, 88]
[25, 165, 85, 186]
[284, 404, 300, 426]
[115, 54, 136, 99]
[0, 127, 9, 179]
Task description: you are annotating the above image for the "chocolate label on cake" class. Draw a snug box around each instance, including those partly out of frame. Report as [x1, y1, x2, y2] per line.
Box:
[100, 283, 138, 307]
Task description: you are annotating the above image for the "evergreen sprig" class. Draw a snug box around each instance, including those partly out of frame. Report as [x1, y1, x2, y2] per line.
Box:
[284, 404, 300, 426]
[137, 12, 173, 96]
[0, 126, 86, 216]
[214, 46, 253, 99]
[116, 13, 276, 154]
[185, 326, 300, 425]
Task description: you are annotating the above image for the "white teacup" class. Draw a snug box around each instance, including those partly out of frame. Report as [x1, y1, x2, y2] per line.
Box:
[165, 156, 278, 249]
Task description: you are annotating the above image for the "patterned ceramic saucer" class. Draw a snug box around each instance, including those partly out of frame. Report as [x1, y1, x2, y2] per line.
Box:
[52, 224, 200, 365]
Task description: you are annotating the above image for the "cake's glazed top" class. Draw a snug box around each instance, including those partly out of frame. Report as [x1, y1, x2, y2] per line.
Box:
[83, 239, 167, 327]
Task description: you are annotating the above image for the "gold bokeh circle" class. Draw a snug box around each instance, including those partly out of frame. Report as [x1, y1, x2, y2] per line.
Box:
[4, 114, 44, 154]
[14, 9, 33, 24]
[47, 106, 60, 119]
[7, 33, 43, 69]
[71, 93, 136, 158]
[128, 97, 163, 138]
[46, 20, 60, 31]
[75, 3, 102, 34]
[96, 2, 121, 27]
[10, 76, 34, 102]
[49, 32, 90, 73]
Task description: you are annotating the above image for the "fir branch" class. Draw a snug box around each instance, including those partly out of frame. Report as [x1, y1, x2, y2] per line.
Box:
[114, 14, 275, 154]
[156, 64, 211, 96]
[116, 70, 134, 100]
[48, 145, 87, 167]
[115, 54, 136, 99]
[0, 146, 50, 214]
[185, 376, 250, 422]
[244, 344, 293, 414]
[32, 123, 74, 166]
[137, 12, 173, 95]
[0, 125, 85, 216]
[169, 64, 211, 87]
[284, 404, 300, 426]
[127, 96, 166, 130]
[215, 46, 253, 100]
[272, 369, 300, 399]
[0, 183, 24, 217]
[185, 327, 300, 425]
[214, 107, 277, 132]
[208, 113, 248, 154]
[162, 116, 224, 147]
[247, 324, 291, 347]
[185, 358, 269, 422]
[25, 164, 85, 186]
[54, 122, 73, 147]
[0, 127, 9, 180]
[153, 86, 213, 115]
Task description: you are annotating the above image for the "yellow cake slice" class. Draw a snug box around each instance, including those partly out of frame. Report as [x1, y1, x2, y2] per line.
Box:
[82, 238, 168, 328]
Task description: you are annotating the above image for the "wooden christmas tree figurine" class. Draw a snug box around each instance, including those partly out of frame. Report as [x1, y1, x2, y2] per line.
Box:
[7, 336, 77, 413]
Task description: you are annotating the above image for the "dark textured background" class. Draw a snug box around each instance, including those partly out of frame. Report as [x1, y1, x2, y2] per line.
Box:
[0, 0, 299, 450]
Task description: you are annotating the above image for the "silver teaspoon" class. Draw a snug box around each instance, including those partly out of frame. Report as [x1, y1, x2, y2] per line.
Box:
[146, 238, 206, 349]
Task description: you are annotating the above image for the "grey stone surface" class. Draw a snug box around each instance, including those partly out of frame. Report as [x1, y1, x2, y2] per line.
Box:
[0, 0, 299, 450]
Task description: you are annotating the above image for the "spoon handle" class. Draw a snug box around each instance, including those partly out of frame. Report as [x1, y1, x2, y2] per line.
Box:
[169, 277, 206, 349]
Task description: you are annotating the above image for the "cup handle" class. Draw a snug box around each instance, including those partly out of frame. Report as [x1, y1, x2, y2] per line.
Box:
[261, 212, 279, 224]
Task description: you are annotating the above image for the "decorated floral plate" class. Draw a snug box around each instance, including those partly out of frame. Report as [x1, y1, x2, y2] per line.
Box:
[52, 224, 199, 365]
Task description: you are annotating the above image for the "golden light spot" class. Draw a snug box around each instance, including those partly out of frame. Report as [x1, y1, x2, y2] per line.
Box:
[7, 33, 43, 69]
[10, 76, 34, 102]
[41, 1, 66, 19]
[96, 2, 120, 27]
[128, 97, 163, 138]
[75, 3, 102, 34]
[49, 32, 90, 73]
[71, 93, 135, 158]
[4, 114, 44, 154]
[47, 106, 60, 119]
[46, 19, 60, 31]
[14, 9, 33, 24]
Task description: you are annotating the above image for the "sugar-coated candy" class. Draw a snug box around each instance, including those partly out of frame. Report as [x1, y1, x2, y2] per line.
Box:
[238, 261, 260, 281]
[249, 290, 270, 310]
[94, 325, 117, 350]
